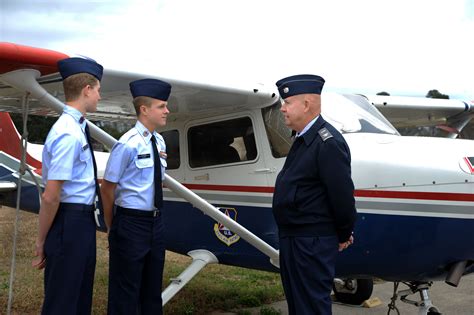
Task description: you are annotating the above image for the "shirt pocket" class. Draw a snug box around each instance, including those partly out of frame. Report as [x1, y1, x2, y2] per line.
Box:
[78, 150, 93, 178]
[135, 158, 154, 184]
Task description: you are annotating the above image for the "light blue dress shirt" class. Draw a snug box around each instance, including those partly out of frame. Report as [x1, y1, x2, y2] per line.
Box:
[296, 115, 319, 138]
[104, 121, 167, 211]
[42, 105, 96, 205]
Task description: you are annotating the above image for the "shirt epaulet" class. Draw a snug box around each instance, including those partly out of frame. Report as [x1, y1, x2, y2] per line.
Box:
[318, 127, 333, 142]
[120, 128, 139, 142]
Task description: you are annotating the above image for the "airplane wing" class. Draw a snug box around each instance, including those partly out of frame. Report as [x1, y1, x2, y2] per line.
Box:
[366, 94, 474, 129]
[0, 43, 278, 121]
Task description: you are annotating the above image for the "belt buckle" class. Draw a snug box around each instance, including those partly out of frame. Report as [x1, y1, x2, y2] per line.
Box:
[153, 210, 159, 217]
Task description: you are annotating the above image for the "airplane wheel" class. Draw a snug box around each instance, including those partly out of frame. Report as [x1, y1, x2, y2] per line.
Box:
[333, 278, 374, 305]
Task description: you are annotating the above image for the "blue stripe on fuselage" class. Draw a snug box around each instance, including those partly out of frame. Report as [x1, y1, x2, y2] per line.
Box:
[162, 200, 474, 281]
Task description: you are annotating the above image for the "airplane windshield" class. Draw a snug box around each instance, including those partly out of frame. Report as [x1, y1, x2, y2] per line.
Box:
[323, 93, 399, 135]
[262, 93, 399, 158]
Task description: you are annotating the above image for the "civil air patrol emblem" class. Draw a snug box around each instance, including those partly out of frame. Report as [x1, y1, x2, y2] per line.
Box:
[214, 207, 240, 246]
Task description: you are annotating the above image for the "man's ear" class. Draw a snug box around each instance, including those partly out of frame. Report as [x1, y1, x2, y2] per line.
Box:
[303, 95, 311, 112]
[82, 85, 90, 98]
[140, 104, 148, 116]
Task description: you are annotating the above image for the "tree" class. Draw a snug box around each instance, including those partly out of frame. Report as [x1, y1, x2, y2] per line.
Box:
[426, 89, 449, 99]
[10, 114, 57, 144]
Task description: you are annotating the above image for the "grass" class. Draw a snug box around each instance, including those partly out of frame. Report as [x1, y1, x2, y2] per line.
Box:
[0, 207, 284, 314]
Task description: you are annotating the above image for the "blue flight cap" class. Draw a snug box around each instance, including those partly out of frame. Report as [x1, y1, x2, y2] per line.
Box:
[129, 78, 172, 101]
[57, 57, 103, 80]
[276, 74, 325, 99]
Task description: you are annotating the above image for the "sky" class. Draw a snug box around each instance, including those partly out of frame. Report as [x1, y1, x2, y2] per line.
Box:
[1, 0, 474, 99]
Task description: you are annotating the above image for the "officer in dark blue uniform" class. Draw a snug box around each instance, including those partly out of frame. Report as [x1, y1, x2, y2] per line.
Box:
[101, 79, 171, 315]
[32, 57, 103, 314]
[272, 74, 357, 315]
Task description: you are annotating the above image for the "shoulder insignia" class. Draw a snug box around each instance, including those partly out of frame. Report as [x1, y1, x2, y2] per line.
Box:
[318, 127, 333, 141]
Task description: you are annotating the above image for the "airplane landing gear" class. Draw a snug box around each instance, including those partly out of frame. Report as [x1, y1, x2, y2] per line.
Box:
[333, 278, 373, 305]
[387, 281, 442, 315]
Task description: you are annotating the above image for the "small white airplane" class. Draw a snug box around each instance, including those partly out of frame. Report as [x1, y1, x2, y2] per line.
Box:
[1, 42, 473, 315]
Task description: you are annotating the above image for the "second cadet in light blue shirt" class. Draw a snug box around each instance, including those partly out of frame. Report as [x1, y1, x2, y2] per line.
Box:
[42, 105, 95, 205]
[104, 120, 166, 211]
[103, 78, 171, 315]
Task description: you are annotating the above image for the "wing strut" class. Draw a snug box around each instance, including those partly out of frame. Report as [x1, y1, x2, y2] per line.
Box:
[0, 69, 280, 268]
[162, 250, 218, 306]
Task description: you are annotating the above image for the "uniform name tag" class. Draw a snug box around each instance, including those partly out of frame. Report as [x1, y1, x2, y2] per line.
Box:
[82, 144, 89, 151]
[137, 153, 151, 159]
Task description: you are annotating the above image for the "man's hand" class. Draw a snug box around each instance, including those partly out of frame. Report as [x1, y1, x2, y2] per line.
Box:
[338, 235, 354, 252]
[32, 241, 46, 270]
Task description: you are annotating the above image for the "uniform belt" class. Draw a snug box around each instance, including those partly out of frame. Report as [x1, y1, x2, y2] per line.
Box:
[59, 202, 95, 212]
[116, 206, 160, 217]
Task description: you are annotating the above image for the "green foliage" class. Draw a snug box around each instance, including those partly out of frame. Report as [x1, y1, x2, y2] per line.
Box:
[260, 306, 282, 315]
[426, 89, 449, 99]
[10, 114, 57, 144]
[8, 113, 127, 153]
[238, 294, 262, 307]
[99, 123, 127, 140]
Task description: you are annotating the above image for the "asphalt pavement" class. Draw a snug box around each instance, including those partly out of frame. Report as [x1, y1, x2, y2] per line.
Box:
[213, 274, 473, 315]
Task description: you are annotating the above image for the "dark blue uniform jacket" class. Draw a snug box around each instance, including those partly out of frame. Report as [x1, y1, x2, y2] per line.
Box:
[272, 116, 357, 242]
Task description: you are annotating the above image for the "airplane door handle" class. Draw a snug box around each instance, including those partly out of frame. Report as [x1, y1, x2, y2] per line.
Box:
[253, 168, 274, 174]
[194, 173, 209, 180]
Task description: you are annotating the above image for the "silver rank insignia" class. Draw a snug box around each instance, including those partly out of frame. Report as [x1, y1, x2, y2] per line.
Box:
[283, 87, 289, 94]
[318, 127, 333, 141]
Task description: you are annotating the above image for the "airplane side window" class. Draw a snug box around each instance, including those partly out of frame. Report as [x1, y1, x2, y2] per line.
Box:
[188, 117, 257, 168]
[161, 130, 180, 169]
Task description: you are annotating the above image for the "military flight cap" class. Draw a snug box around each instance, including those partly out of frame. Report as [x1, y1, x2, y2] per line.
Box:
[276, 74, 325, 99]
[57, 57, 103, 81]
[129, 78, 172, 101]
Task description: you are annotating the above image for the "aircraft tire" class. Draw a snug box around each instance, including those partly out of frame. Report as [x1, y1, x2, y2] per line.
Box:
[333, 278, 374, 305]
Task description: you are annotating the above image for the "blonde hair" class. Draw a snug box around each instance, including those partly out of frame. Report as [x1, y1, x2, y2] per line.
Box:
[132, 96, 154, 116]
[63, 73, 98, 101]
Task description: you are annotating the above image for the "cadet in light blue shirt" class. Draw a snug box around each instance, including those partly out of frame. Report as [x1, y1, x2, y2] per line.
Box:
[32, 57, 103, 315]
[101, 78, 171, 315]
[42, 105, 95, 204]
[103, 120, 166, 211]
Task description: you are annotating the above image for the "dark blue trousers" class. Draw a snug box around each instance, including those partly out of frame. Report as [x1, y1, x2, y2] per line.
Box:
[108, 208, 166, 315]
[279, 235, 338, 315]
[42, 203, 97, 315]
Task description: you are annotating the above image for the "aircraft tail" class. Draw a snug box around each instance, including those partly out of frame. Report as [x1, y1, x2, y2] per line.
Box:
[0, 112, 42, 170]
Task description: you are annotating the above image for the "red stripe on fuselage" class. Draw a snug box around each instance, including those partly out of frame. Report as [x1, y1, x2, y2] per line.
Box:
[0, 42, 69, 75]
[354, 189, 474, 202]
[183, 183, 274, 193]
[176, 183, 474, 202]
